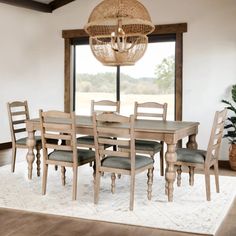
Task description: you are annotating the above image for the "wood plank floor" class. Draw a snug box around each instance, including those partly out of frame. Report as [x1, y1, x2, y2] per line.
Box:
[0, 149, 236, 236]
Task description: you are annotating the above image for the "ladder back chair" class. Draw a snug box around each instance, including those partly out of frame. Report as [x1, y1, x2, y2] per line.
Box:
[93, 112, 154, 211]
[120, 101, 167, 176]
[7, 100, 42, 174]
[77, 100, 120, 148]
[175, 108, 227, 201]
[39, 110, 95, 200]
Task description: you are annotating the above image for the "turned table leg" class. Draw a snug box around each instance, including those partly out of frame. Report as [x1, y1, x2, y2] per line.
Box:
[187, 134, 198, 149]
[165, 143, 177, 202]
[26, 129, 36, 180]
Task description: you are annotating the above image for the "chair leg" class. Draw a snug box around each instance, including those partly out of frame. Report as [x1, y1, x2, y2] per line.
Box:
[42, 163, 48, 195]
[61, 166, 66, 186]
[130, 174, 135, 211]
[55, 165, 58, 171]
[214, 162, 220, 193]
[150, 154, 155, 181]
[11, 146, 16, 173]
[189, 166, 195, 186]
[165, 166, 168, 195]
[36, 146, 41, 177]
[72, 166, 78, 201]
[94, 171, 101, 204]
[205, 170, 211, 201]
[177, 165, 182, 187]
[111, 173, 116, 194]
[160, 143, 164, 176]
[147, 168, 153, 200]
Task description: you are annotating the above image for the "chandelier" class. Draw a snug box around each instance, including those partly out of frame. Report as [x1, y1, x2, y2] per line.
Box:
[84, 0, 155, 66]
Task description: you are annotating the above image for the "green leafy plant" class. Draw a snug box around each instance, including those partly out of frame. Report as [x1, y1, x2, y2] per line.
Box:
[222, 85, 236, 144]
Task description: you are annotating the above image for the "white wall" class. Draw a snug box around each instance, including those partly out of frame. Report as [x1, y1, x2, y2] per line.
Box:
[0, 0, 236, 160]
[0, 4, 64, 143]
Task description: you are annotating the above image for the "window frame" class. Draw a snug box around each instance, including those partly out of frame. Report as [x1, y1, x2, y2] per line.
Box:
[62, 23, 187, 121]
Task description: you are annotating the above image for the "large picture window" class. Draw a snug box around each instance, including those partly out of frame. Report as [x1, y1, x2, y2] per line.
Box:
[75, 41, 175, 120]
[63, 23, 187, 121]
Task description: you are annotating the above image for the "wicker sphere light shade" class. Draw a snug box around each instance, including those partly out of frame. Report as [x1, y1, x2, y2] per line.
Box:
[84, 0, 155, 66]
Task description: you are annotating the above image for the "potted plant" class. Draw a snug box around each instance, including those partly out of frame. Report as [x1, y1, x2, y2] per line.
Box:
[222, 84, 236, 170]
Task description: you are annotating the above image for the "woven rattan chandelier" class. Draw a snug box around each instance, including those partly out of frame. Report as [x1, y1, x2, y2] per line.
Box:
[84, 0, 155, 66]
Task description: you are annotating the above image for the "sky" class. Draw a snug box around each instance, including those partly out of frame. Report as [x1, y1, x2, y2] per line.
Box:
[76, 42, 175, 79]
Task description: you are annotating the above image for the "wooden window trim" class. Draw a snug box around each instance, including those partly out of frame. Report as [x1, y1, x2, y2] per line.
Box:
[62, 23, 187, 121]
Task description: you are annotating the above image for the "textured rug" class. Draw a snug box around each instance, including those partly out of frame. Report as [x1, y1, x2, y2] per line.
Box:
[0, 161, 235, 235]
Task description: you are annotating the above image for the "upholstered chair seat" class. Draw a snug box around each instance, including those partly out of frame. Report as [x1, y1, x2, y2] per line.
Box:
[49, 149, 95, 165]
[176, 148, 206, 164]
[101, 155, 154, 170]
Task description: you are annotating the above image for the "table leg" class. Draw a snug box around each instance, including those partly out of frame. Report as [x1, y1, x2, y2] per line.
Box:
[186, 134, 198, 149]
[26, 130, 36, 180]
[165, 143, 176, 202]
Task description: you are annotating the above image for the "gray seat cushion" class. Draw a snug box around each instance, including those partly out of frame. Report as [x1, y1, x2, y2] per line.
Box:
[16, 136, 42, 145]
[176, 148, 206, 164]
[49, 149, 95, 165]
[77, 135, 111, 149]
[135, 140, 162, 153]
[77, 135, 94, 145]
[16, 136, 58, 146]
[101, 155, 154, 170]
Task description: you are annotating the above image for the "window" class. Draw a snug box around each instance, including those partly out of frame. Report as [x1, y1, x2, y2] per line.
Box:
[63, 23, 187, 121]
[75, 41, 175, 120]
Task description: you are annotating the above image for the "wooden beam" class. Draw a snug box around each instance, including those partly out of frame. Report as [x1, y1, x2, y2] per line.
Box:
[0, 0, 52, 13]
[152, 23, 187, 35]
[64, 38, 71, 113]
[50, 0, 75, 11]
[175, 32, 183, 122]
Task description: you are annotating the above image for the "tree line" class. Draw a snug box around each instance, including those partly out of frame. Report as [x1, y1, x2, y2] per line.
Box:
[76, 56, 175, 95]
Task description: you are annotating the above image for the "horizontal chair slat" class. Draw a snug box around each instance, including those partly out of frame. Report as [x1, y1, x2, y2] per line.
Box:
[98, 127, 130, 137]
[137, 112, 163, 118]
[98, 137, 129, 146]
[45, 143, 72, 151]
[100, 149, 130, 158]
[11, 111, 26, 116]
[43, 123, 72, 132]
[97, 114, 129, 123]
[42, 111, 72, 119]
[44, 133, 71, 141]
[138, 102, 163, 108]
[9, 102, 26, 107]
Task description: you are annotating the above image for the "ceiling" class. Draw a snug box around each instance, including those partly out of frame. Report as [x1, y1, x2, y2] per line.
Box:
[0, 0, 75, 12]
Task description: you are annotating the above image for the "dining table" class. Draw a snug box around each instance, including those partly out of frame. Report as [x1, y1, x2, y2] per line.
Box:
[26, 115, 199, 202]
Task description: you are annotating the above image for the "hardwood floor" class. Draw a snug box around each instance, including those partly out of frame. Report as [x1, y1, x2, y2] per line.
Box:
[0, 149, 235, 236]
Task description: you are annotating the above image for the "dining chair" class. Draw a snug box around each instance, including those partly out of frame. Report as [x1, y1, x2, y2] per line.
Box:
[39, 110, 95, 200]
[93, 112, 154, 211]
[77, 100, 120, 148]
[175, 108, 227, 201]
[7, 100, 42, 174]
[120, 101, 167, 176]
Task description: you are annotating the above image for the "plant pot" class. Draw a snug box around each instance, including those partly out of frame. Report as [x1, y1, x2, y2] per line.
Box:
[229, 144, 236, 170]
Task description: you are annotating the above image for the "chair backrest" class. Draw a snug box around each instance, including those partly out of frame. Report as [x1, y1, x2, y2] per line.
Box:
[205, 108, 227, 164]
[134, 102, 167, 121]
[93, 112, 135, 170]
[39, 110, 77, 164]
[91, 100, 120, 115]
[7, 100, 30, 143]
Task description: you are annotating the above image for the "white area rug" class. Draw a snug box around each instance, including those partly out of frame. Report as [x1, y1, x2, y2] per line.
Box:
[0, 161, 235, 235]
